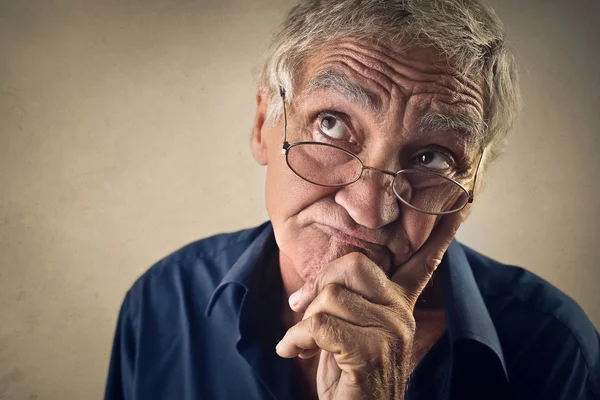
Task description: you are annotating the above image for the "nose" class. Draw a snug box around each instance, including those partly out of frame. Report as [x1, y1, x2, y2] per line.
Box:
[334, 167, 400, 230]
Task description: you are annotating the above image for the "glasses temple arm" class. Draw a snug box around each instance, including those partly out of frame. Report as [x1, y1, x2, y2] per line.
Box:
[279, 87, 289, 147]
[468, 150, 485, 203]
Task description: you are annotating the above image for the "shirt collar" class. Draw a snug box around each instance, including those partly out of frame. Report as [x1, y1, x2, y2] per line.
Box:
[440, 239, 509, 380]
[205, 222, 298, 400]
[204, 222, 508, 381]
[205, 221, 274, 317]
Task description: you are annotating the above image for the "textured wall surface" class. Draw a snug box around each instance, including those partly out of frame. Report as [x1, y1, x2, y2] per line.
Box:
[1, 0, 598, 398]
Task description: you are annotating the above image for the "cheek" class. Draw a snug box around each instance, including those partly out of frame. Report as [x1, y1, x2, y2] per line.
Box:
[264, 155, 330, 223]
[264, 125, 316, 219]
[264, 151, 342, 280]
[264, 146, 330, 233]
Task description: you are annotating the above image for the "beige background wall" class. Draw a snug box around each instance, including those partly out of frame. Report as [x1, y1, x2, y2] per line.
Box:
[0, 0, 598, 398]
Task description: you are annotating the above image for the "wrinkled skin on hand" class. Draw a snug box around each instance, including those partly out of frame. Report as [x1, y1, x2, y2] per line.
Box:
[276, 205, 469, 399]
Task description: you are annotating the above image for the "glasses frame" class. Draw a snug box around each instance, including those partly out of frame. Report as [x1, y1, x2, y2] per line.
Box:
[278, 87, 484, 215]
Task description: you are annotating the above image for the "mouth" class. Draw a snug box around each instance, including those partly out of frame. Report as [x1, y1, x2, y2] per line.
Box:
[315, 223, 386, 252]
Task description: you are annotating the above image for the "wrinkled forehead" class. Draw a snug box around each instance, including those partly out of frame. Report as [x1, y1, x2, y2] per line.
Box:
[295, 36, 486, 97]
[292, 37, 487, 142]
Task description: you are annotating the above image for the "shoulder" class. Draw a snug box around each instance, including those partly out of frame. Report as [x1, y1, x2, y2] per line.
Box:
[106, 222, 273, 398]
[458, 243, 600, 397]
[121, 222, 271, 323]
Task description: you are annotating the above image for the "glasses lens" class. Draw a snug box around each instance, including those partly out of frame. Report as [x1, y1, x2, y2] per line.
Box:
[286, 143, 363, 186]
[393, 170, 469, 214]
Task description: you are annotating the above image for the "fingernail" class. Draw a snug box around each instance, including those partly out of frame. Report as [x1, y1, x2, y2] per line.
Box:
[275, 340, 282, 351]
[288, 291, 301, 309]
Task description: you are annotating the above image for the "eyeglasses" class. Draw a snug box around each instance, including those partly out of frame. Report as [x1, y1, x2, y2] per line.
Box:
[278, 87, 484, 215]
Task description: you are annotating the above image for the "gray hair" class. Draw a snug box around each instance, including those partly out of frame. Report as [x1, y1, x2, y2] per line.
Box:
[257, 0, 521, 168]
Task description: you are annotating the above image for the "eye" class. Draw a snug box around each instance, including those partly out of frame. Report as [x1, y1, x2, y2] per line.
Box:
[414, 151, 452, 170]
[319, 113, 348, 140]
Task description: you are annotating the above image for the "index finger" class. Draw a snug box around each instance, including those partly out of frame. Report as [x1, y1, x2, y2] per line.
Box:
[390, 203, 471, 304]
[288, 252, 393, 312]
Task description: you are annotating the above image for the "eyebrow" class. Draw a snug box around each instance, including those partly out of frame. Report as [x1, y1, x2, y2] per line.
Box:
[302, 70, 380, 111]
[417, 112, 485, 141]
[302, 69, 484, 141]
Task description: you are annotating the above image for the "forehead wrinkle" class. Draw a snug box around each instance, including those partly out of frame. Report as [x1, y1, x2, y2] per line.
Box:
[337, 42, 442, 87]
[336, 41, 485, 108]
[303, 69, 380, 111]
[367, 41, 484, 96]
[325, 46, 475, 117]
[315, 52, 485, 131]
[296, 40, 486, 137]
[308, 41, 476, 109]
[319, 54, 397, 99]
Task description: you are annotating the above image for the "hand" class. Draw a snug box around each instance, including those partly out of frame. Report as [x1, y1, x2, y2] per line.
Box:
[275, 206, 469, 399]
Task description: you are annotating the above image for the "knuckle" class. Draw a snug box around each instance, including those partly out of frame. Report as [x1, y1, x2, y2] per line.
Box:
[344, 254, 369, 283]
[309, 313, 346, 344]
[379, 276, 400, 304]
[389, 304, 416, 335]
[309, 312, 328, 333]
[424, 255, 442, 275]
[323, 283, 343, 303]
[305, 276, 319, 296]
[346, 252, 365, 270]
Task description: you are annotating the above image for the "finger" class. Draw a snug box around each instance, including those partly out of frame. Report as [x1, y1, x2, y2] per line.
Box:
[289, 252, 393, 313]
[391, 203, 471, 303]
[276, 313, 362, 359]
[301, 283, 396, 330]
[298, 347, 320, 359]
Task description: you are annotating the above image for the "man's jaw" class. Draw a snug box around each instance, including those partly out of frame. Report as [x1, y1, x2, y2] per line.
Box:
[312, 222, 396, 274]
[315, 222, 386, 251]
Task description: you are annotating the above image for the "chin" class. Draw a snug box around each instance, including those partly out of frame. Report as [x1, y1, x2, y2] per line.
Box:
[277, 223, 394, 282]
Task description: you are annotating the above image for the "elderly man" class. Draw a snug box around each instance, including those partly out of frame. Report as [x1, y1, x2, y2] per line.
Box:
[105, 0, 599, 399]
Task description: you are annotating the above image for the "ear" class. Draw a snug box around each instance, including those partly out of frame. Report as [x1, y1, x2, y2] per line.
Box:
[250, 88, 270, 166]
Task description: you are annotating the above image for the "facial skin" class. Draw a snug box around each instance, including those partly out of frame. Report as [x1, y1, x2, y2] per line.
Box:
[251, 37, 485, 300]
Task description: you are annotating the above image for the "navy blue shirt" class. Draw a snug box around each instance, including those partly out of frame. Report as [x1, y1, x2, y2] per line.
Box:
[105, 221, 600, 399]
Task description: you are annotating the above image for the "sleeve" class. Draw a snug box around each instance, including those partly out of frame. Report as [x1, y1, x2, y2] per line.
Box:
[104, 292, 137, 400]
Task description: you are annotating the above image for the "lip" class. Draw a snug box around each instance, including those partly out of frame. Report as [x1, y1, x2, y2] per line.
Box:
[316, 223, 386, 252]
